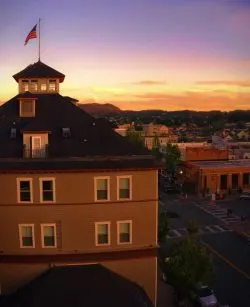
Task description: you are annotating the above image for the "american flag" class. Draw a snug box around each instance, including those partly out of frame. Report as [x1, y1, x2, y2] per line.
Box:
[24, 24, 37, 46]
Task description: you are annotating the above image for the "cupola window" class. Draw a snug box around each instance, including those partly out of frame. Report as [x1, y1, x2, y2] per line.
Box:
[22, 80, 29, 92]
[49, 80, 56, 91]
[41, 83, 47, 91]
[19, 99, 35, 117]
[31, 80, 38, 91]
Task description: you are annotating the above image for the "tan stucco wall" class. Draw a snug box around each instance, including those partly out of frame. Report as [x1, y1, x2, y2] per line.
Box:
[0, 200, 157, 254]
[0, 170, 157, 253]
[0, 170, 157, 204]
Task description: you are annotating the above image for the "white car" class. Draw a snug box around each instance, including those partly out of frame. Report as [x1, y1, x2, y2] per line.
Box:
[192, 285, 218, 307]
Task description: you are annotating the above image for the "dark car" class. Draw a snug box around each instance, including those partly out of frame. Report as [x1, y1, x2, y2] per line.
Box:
[164, 186, 180, 194]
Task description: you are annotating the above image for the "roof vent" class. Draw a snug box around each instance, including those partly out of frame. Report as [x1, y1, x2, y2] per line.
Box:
[10, 128, 16, 139]
[62, 127, 71, 139]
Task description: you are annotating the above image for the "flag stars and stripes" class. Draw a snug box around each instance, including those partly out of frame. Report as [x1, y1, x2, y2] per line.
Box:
[24, 24, 37, 46]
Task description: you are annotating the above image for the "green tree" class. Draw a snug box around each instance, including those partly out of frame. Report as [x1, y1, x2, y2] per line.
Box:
[152, 135, 163, 159]
[158, 208, 170, 243]
[164, 235, 215, 302]
[164, 143, 181, 173]
[186, 220, 199, 237]
[125, 129, 145, 148]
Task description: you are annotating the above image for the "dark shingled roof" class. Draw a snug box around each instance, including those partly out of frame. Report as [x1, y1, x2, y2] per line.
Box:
[0, 264, 153, 307]
[0, 92, 161, 170]
[12, 61, 65, 82]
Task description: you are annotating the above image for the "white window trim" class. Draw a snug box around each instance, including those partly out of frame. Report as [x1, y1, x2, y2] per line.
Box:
[18, 224, 35, 248]
[94, 176, 110, 202]
[41, 223, 57, 248]
[117, 220, 132, 245]
[17, 178, 33, 203]
[95, 221, 111, 246]
[39, 177, 56, 203]
[117, 175, 132, 201]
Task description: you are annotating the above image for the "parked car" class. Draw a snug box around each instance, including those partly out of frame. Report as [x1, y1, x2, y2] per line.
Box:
[164, 186, 180, 194]
[190, 285, 218, 307]
[240, 192, 250, 200]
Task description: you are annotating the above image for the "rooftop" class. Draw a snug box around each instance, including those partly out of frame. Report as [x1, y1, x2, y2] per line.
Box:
[190, 159, 250, 169]
[0, 92, 160, 170]
[0, 264, 153, 307]
[12, 60, 65, 82]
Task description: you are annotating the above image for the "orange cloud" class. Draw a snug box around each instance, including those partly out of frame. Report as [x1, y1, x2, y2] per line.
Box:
[132, 80, 166, 86]
[195, 81, 250, 87]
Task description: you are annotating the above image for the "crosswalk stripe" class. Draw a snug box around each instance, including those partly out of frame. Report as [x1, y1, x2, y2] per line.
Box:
[205, 226, 216, 233]
[213, 225, 227, 232]
[171, 230, 182, 237]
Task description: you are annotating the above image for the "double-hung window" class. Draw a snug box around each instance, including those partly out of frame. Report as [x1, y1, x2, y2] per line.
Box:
[40, 178, 55, 202]
[117, 176, 132, 200]
[95, 177, 110, 201]
[41, 224, 57, 248]
[95, 222, 110, 246]
[19, 224, 35, 248]
[117, 221, 132, 244]
[17, 178, 33, 203]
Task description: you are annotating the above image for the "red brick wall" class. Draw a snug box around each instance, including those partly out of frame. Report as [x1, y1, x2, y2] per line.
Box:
[186, 148, 228, 161]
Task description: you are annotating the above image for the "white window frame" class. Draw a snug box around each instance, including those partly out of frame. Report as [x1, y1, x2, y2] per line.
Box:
[117, 175, 132, 200]
[117, 220, 132, 245]
[17, 178, 33, 203]
[39, 178, 56, 203]
[94, 176, 110, 202]
[41, 223, 57, 248]
[95, 222, 111, 246]
[18, 224, 35, 248]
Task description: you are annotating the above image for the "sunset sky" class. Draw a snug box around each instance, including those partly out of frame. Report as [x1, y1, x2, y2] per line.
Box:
[1, 0, 250, 111]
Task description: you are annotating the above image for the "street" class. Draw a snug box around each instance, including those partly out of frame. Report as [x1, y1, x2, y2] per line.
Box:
[159, 192, 250, 307]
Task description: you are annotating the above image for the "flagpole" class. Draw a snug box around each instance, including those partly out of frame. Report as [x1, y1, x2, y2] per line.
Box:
[38, 18, 41, 61]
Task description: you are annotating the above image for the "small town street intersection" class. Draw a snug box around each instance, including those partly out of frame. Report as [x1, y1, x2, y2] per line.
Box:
[159, 193, 250, 307]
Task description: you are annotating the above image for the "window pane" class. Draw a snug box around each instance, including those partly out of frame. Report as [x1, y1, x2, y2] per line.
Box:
[120, 233, 130, 243]
[97, 190, 108, 200]
[119, 223, 130, 243]
[43, 191, 53, 201]
[22, 237, 33, 247]
[43, 226, 55, 236]
[97, 179, 108, 190]
[97, 224, 108, 235]
[98, 234, 108, 244]
[20, 191, 31, 201]
[44, 236, 55, 247]
[20, 181, 30, 191]
[49, 80, 56, 91]
[31, 81, 38, 91]
[21, 226, 33, 247]
[119, 189, 130, 199]
[120, 223, 130, 233]
[43, 180, 53, 191]
[120, 178, 130, 189]
[41, 84, 46, 91]
[21, 226, 32, 237]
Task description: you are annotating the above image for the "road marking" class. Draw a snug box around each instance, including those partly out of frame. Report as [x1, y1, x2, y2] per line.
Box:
[171, 230, 182, 237]
[205, 226, 216, 233]
[213, 225, 227, 232]
[201, 240, 250, 281]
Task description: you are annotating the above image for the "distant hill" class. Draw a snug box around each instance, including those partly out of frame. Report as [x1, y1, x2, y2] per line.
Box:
[79, 103, 122, 115]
